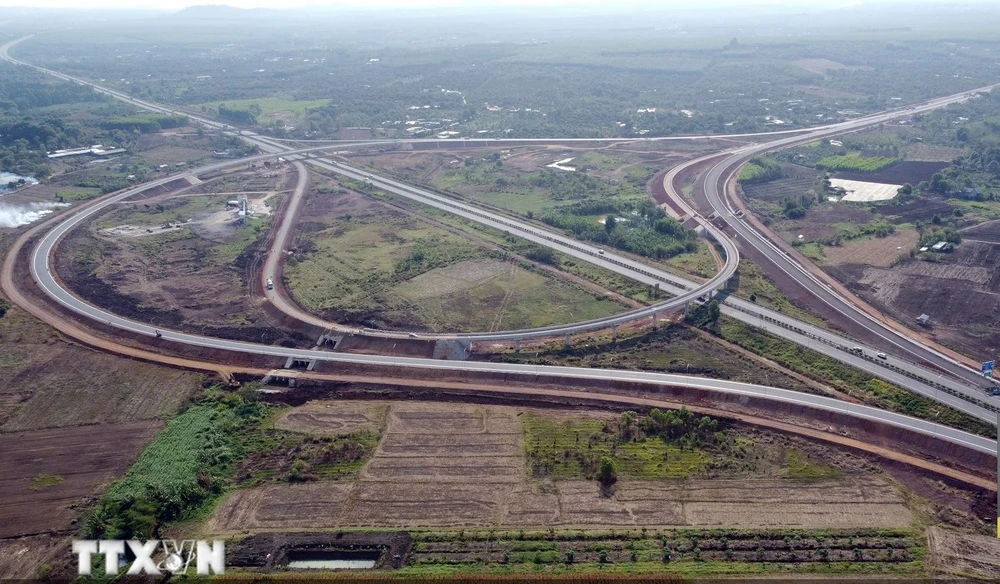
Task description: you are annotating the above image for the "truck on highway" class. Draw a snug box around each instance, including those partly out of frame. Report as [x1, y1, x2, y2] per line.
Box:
[266, 277, 274, 290]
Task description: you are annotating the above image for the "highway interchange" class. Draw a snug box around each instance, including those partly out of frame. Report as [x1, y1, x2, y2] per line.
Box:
[1, 35, 998, 460]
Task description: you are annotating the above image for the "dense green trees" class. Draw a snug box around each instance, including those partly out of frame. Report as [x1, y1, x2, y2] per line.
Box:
[0, 63, 102, 112]
[642, 407, 719, 446]
[597, 457, 617, 486]
[218, 103, 258, 125]
[542, 198, 696, 260]
[738, 157, 783, 184]
[20, 30, 1000, 140]
[101, 113, 188, 133]
[0, 63, 169, 179]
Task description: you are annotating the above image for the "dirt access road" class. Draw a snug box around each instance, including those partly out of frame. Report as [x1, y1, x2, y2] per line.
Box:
[258, 161, 349, 333]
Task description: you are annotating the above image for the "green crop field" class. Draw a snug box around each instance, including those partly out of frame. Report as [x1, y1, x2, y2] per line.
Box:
[522, 414, 711, 480]
[197, 97, 330, 118]
[816, 153, 899, 172]
[102, 405, 218, 502]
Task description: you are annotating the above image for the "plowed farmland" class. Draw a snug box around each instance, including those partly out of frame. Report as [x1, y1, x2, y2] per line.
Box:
[208, 401, 913, 534]
[0, 422, 162, 538]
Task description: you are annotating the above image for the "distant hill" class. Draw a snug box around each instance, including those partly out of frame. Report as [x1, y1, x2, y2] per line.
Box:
[168, 5, 278, 20]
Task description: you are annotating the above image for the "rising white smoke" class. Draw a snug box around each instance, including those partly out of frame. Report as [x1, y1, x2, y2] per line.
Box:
[0, 202, 70, 228]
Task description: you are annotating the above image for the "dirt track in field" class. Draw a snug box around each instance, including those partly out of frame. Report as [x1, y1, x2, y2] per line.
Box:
[928, 526, 1000, 579]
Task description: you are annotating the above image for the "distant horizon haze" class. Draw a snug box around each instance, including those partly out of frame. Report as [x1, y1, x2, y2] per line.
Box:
[0, 0, 991, 12]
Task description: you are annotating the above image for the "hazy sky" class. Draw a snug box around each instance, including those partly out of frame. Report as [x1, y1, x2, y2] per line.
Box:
[0, 0, 925, 11]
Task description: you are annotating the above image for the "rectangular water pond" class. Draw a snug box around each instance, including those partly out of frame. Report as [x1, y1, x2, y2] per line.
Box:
[286, 550, 380, 570]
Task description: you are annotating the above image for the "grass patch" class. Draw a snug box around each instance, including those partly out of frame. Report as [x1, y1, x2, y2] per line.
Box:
[55, 187, 102, 202]
[29, 474, 64, 490]
[237, 427, 381, 485]
[311, 430, 381, 479]
[325, 173, 656, 304]
[502, 323, 814, 393]
[716, 318, 994, 437]
[781, 449, 842, 481]
[218, 216, 270, 261]
[664, 241, 718, 280]
[287, 207, 626, 331]
[738, 156, 783, 184]
[197, 97, 330, 118]
[85, 386, 280, 540]
[733, 259, 824, 325]
[286, 212, 486, 313]
[522, 411, 715, 480]
[795, 241, 825, 261]
[816, 152, 899, 172]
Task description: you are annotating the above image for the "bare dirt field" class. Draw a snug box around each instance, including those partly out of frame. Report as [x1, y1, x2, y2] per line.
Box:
[208, 401, 913, 534]
[823, 230, 919, 267]
[835, 240, 1000, 358]
[962, 219, 1000, 244]
[883, 196, 955, 225]
[0, 535, 69, 580]
[0, 308, 198, 431]
[927, 526, 1000, 579]
[275, 401, 387, 436]
[0, 279, 201, 545]
[53, 166, 307, 344]
[0, 421, 162, 538]
[834, 161, 948, 185]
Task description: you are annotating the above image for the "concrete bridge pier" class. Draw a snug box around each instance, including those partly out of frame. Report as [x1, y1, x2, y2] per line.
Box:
[652, 313, 658, 331]
[565, 333, 572, 349]
[515, 339, 521, 352]
[611, 325, 618, 343]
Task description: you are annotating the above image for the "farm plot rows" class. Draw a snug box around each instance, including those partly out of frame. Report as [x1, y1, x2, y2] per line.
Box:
[207, 402, 913, 534]
[741, 177, 818, 203]
[407, 528, 921, 570]
[883, 198, 955, 224]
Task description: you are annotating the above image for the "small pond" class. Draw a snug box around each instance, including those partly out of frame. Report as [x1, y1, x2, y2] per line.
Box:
[286, 550, 379, 570]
